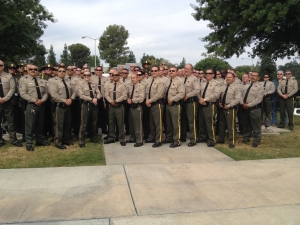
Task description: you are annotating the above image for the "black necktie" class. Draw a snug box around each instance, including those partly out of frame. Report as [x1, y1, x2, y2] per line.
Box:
[0, 78, 4, 98]
[98, 78, 101, 92]
[285, 80, 288, 94]
[148, 79, 154, 99]
[130, 85, 135, 100]
[264, 81, 266, 89]
[184, 77, 187, 84]
[113, 82, 117, 100]
[166, 79, 172, 101]
[62, 80, 70, 99]
[123, 78, 125, 82]
[222, 85, 229, 105]
[202, 82, 209, 98]
[243, 83, 253, 103]
[33, 78, 42, 99]
[88, 82, 94, 98]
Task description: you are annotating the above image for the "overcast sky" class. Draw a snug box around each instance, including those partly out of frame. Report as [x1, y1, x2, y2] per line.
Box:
[40, 0, 289, 68]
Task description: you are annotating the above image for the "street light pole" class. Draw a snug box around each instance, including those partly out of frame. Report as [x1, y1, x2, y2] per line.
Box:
[241, 57, 254, 71]
[82, 36, 100, 68]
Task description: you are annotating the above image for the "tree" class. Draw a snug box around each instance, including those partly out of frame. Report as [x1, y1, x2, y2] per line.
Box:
[99, 24, 130, 68]
[28, 44, 47, 68]
[47, 45, 57, 66]
[0, 0, 56, 62]
[68, 43, 91, 68]
[194, 57, 231, 72]
[87, 55, 100, 68]
[178, 58, 186, 69]
[191, 0, 300, 60]
[126, 51, 136, 63]
[60, 44, 72, 66]
[140, 53, 173, 67]
[259, 56, 277, 78]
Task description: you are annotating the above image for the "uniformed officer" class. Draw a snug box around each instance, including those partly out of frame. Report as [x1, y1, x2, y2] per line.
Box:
[240, 71, 264, 147]
[198, 69, 220, 147]
[216, 72, 241, 148]
[49, 68, 76, 149]
[260, 74, 275, 124]
[104, 70, 127, 146]
[19, 64, 49, 151]
[121, 68, 131, 135]
[145, 66, 165, 147]
[0, 61, 22, 147]
[78, 71, 101, 147]
[142, 60, 151, 75]
[126, 73, 145, 147]
[277, 70, 298, 130]
[91, 66, 108, 134]
[163, 67, 185, 148]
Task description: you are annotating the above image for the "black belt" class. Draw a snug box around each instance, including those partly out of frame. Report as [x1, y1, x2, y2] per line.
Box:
[185, 97, 197, 103]
[248, 105, 261, 110]
[57, 102, 70, 108]
[130, 103, 142, 109]
[151, 98, 164, 106]
[170, 101, 181, 106]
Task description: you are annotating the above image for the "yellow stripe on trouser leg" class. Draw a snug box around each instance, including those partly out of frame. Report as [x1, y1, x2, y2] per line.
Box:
[211, 104, 216, 142]
[158, 104, 162, 143]
[193, 102, 196, 143]
[232, 108, 235, 145]
[178, 104, 181, 144]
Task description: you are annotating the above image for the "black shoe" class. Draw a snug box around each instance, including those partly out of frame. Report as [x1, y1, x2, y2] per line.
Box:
[145, 138, 155, 143]
[126, 140, 135, 143]
[242, 140, 250, 143]
[152, 142, 162, 148]
[252, 143, 258, 147]
[188, 142, 196, 147]
[104, 136, 108, 140]
[79, 144, 85, 148]
[207, 142, 215, 147]
[35, 141, 50, 146]
[229, 144, 235, 148]
[55, 144, 66, 149]
[162, 139, 173, 144]
[277, 125, 284, 128]
[120, 142, 126, 146]
[170, 143, 180, 148]
[216, 140, 225, 144]
[196, 138, 206, 143]
[12, 141, 22, 147]
[26, 145, 34, 151]
[104, 140, 115, 144]
[62, 141, 73, 146]
[289, 126, 294, 131]
[134, 143, 143, 147]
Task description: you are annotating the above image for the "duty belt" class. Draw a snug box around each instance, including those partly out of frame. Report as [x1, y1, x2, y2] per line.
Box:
[199, 102, 216, 107]
[151, 98, 164, 106]
[185, 97, 197, 103]
[130, 103, 142, 109]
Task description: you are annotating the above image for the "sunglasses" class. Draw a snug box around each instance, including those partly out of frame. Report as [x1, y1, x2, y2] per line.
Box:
[137, 74, 143, 76]
[28, 68, 38, 71]
[76, 70, 81, 71]
[169, 70, 176, 72]
[0, 65, 3, 67]
[84, 75, 91, 77]
[206, 73, 214, 75]
[134, 69, 140, 71]
[109, 73, 113, 75]
[216, 73, 221, 75]
[58, 70, 65, 72]
[151, 70, 158, 72]
[264, 76, 269, 78]
[95, 69, 102, 71]
[286, 73, 291, 75]
[122, 72, 128, 74]
[112, 74, 119, 77]
[277, 74, 283, 75]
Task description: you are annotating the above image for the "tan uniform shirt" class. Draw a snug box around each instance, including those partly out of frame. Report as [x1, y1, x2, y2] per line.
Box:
[260, 81, 275, 95]
[0, 72, 15, 102]
[19, 75, 48, 103]
[277, 78, 298, 97]
[216, 78, 225, 86]
[78, 81, 102, 102]
[128, 82, 145, 104]
[184, 75, 200, 98]
[146, 77, 165, 103]
[240, 82, 264, 107]
[105, 80, 127, 104]
[49, 76, 76, 102]
[219, 83, 241, 108]
[165, 76, 185, 102]
[199, 79, 220, 102]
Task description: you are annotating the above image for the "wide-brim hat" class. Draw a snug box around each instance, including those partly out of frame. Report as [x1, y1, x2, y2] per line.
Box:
[143, 60, 151, 65]
[7, 63, 16, 69]
[42, 64, 55, 70]
[17, 63, 25, 69]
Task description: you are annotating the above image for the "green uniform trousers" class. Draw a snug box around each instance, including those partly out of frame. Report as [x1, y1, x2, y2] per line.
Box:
[25, 103, 45, 146]
[242, 107, 261, 144]
[198, 103, 216, 144]
[165, 104, 181, 144]
[149, 103, 164, 143]
[185, 102, 197, 143]
[217, 108, 236, 145]
[128, 105, 143, 143]
[279, 97, 294, 127]
[0, 100, 17, 144]
[262, 96, 273, 121]
[107, 104, 125, 142]
[53, 105, 72, 145]
[79, 103, 98, 145]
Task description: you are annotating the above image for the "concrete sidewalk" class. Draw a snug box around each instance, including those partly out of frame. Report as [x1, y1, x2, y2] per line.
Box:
[1, 137, 300, 224]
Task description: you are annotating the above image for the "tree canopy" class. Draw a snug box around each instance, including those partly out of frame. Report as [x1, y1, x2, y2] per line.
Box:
[191, 0, 300, 60]
[99, 24, 130, 68]
[47, 45, 57, 66]
[60, 44, 71, 66]
[0, 0, 56, 62]
[259, 56, 277, 78]
[68, 43, 91, 68]
[194, 57, 231, 72]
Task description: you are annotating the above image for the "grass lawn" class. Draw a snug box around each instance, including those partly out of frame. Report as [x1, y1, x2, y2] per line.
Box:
[0, 136, 105, 169]
[215, 114, 300, 161]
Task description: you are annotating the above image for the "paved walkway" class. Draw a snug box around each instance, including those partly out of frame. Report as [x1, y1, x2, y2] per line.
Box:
[0, 128, 299, 224]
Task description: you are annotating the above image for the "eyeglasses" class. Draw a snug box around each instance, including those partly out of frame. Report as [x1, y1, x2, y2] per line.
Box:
[216, 73, 221, 75]
[28, 68, 38, 71]
[169, 70, 176, 72]
[264, 76, 269, 78]
[0, 65, 3, 67]
[58, 70, 65, 72]
[122, 72, 128, 74]
[84, 75, 91, 77]
[134, 69, 140, 71]
[95, 69, 102, 71]
[277, 74, 283, 75]
[206, 72, 214, 75]
[286, 73, 291, 75]
[137, 74, 143, 76]
[151, 70, 158, 72]
[112, 74, 119, 77]
[109, 73, 113, 75]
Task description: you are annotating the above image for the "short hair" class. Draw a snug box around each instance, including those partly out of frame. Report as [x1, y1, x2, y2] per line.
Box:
[185, 63, 193, 70]
[286, 69, 292, 73]
[170, 66, 177, 71]
[226, 72, 234, 78]
[152, 65, 159, 70]
[277, 70, 283, 74]
[122, 68, 129, 72]
[113, 71, 120, 75]
[134, 66, 141, 70]
[96, 66, 103, 70]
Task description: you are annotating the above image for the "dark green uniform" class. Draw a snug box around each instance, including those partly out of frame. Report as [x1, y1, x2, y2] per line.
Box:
[105, 80, 127, 144]
[127, 82, 145, 144]
[277, 78, 298, 129]
[78, 81, 101, 146]
[164, 76, 185, 146]
[240, 82, 264, 145]
[49, 77, 76, 147]
[19, 75, 48, 147]
[217, 83, 240, 147]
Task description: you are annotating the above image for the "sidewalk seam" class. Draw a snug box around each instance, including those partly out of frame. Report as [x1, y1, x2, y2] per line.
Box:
[123, 165, 138, 216]
[18, 194, 35, 222]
